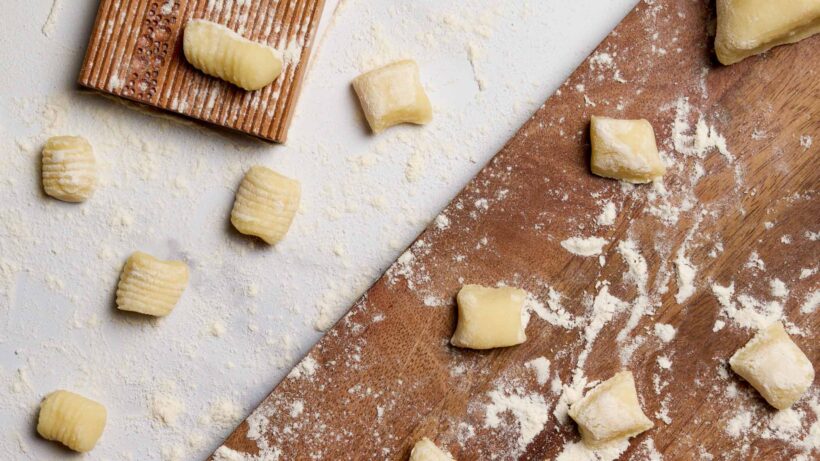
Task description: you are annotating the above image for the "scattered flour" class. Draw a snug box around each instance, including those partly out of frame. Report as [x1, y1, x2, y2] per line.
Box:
[769, 279, 788, 298]
[151, 392, 185, 427]
[725, 410, 752, 438]
[674, 247, 696, 304]
[596, 201, 617, 226]
[654, 323, 676, 343]
[711, 282, 783, 330]
[561, 236, 608, 256]
[525, 357, 551, 386]
[744, 251, 766, 272]
[800, 290, 819, 314]
[616, 239, 652, 340]
[556, 439, 629, 461]
[287, 355, 318, 380]
[204, 398, 243, 430]
[484, 386, 550, 456]
[434, 214, 451, 230]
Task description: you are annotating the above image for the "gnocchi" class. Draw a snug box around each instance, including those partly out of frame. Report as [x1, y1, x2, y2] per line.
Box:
[450, 284, 527, 350]
[568, 371, 653, 447]
[730, 322, 815, 409]
[37, 390, 106, 452]
[590, 116, 665, 184]
[715, 0, 820, 65]
[231, 166, 300, 245]
[183, 19, 283, 91]
[116, 251, 189, 316]
[352, 60, 432, 133]
[41, 135, 97, 202]
[409, 437, 455, 461]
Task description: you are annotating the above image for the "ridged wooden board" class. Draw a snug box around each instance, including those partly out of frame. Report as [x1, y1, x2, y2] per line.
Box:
[212, 0, 819, 459]
[78, 0, 326, 143]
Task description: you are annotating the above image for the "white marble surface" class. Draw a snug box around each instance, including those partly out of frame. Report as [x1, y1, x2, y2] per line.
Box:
[0, 0, 637, 459]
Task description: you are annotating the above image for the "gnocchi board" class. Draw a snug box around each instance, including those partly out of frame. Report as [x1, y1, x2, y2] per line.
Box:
[77, 0, 326, 143]
[212, 0, 819, 460]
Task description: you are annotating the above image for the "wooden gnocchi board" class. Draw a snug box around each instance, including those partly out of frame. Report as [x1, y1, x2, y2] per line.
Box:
[78, 0, 326, 143]
[212, 0, 819, 459]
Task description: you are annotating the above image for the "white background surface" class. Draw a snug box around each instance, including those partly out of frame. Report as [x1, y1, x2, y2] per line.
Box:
[0, 0, 637, 459]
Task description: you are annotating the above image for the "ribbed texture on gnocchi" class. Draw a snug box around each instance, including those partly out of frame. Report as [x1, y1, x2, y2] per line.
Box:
[116, 252, 189, 317]
[37, 390, 106, 452]
[183, 19, 283, 91]
[231, 166, 300, 245]
[42, 136, 97, 202]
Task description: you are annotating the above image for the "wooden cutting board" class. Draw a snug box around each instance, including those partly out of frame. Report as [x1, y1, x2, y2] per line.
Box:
[211, 0, 819, 459]
[78, 0, 325, 142]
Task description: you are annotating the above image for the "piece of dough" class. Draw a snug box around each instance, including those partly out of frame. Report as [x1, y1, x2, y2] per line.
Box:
[590, 116, 665, 184]
[568, 371, 653, 447]
[183, 19, 283, 91]
[450, 284, 527, 350]
[715, 0, 820, 65]
[352, 60, 432, 133]
[41, 135, 97, 202]
[730, 321, 815, 409]
[409, 437, 455, 461]
[231, 166, 300, 245]
[116, 251, 189, 316]
[37, 390, 106, 452]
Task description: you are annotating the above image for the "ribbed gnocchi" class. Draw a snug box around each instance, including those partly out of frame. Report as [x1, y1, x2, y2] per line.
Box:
[116, 251, 189, 317]
[183, 19, 283, 91]
[37, 390, 107, 452]
[231, 166, 300, 245]
[352, 60, 432, 133]
[41, 135, 97, 202]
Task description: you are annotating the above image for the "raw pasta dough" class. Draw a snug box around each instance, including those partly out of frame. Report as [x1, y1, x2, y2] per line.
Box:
[37, 390, 106, 452]
[42, 135, 97, 202]
[590, 116, 665, 184]
[352, 60, 432, 133]
[231, 166, 300, 245]
[116, 251, 189, 316]
[715, 0, 820, 65]
[183, 19, 283, 91]
[568, 371, 653, 447]
[450, 284, 527, 350]
[730, 321, 815, 409]
[409, 438, 455, 461]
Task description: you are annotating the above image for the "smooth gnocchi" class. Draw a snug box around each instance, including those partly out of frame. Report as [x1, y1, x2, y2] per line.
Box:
[116, 251, 189, 317]
[715, 0, 820, 65]
[409, 437, 455, 461]
[352, 60, 432, 133]
[37, 390, 107, 452]
[450, 284, 527, 350]
[183, 19, 283, 91]
[568, 371, 653, 447]
[590, 116, 665, 184]
[730, 322, 815, 410]
[231, 166, 301, 245]
[42, 135, 97, 202]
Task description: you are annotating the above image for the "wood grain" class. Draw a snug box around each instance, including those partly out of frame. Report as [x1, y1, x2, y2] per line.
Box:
[212, 0, 819, 459]
[78, 0, 326, 143]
